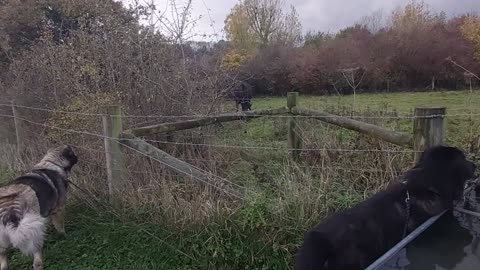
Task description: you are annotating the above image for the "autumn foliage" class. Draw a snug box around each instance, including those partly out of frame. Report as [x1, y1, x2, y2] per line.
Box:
[461, 16, 480, 61]
[225, 1, 480, 95]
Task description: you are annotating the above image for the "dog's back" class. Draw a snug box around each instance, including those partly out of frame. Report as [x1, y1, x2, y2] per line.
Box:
[296, 184, 407, 270]
[0, 145, 77, 270]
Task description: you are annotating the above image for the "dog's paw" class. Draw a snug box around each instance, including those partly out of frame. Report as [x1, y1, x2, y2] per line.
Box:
[54, 230, 67, 240]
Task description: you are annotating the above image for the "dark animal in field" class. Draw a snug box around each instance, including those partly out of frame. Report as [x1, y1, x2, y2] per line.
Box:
[232, 81, 253, 112]
[294, 145, 476, 270]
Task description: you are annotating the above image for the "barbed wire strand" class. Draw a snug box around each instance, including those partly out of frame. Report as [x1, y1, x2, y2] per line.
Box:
[3, 129, 402, 174]
[140, 138, 420, 153]
[0, 115, 249, 193]
[3, 103, 480, 119]
[0, 113, 423, 153]
[2, 126, 408, 174]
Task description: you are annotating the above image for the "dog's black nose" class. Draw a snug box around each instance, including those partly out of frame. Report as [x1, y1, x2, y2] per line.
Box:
[65, 145, 75, 154]
[64, 145, 77, 159]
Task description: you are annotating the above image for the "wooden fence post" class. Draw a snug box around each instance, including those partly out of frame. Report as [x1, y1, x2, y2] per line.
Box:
[287, 92, 301, 160]
[103, 105, 125, 199]
[11, 101, 24, 155]
[413, 107, 446, 161]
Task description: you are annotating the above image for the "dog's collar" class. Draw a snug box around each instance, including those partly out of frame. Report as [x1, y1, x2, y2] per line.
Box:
[400, 179, 412, 238]
[34, 160, 68, 178]
[31, 170, 57, 191]
[400, 181, 442, 197]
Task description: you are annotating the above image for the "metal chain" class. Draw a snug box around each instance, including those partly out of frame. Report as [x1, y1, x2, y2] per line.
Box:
[403, 191, 411, 238]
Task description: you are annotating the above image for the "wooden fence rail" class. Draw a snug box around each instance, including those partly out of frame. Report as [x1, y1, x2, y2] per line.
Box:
[126, 107, 289, 137]
[291, 107, 414, 148]
[100, 92, 446, 200]
[119, 133, 242, 198]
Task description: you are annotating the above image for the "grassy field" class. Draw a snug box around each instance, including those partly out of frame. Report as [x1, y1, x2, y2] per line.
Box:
[1, 90, 480, 269]
[250, 90, 480, 148]
[254, 90, 480, 112]
[4, 204, 290, 270]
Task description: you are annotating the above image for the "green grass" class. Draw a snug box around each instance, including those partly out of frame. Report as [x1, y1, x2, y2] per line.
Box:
[255, 90, 480, 112]
[220, 90, 480, 157]
[0, 167, 14, 184]
[1, 203, 293, 269]
[0, 169, 293, 270]
[251, 90, 480, 148]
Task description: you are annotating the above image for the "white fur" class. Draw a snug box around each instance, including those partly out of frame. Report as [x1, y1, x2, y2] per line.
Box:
[0, 213, 46, 256]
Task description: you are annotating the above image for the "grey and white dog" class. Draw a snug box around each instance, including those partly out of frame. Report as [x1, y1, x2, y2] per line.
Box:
[0, 145, 78, 270]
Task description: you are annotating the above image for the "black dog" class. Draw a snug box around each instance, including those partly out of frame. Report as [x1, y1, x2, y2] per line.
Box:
[294, 146, 476, 270]
[232, 81, 253, 112]
[240, 99, 252, 111]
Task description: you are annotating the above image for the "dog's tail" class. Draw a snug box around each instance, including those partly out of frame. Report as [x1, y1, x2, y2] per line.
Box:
[5, 213, 46, 256]
[0, 193, 25, 228]
[294, 231, 333, 270]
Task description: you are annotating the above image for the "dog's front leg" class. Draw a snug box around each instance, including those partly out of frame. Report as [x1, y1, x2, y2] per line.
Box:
[51, 206, 66, 236]
[0, 247, 8, 270]
[33, 251, 42, 270]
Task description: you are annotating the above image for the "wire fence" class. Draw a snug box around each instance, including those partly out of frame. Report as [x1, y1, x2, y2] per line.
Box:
[1, 100, 479, 202]
[1, 97, 479, 264]
[2, 103, 480, 119]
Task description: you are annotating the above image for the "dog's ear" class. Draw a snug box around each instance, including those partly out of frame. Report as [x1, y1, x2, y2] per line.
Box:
[417, 146, 475, 199]
[414, 145, 446, 167]
[404, 167, 423, 180]
[412, 146, 436, 169]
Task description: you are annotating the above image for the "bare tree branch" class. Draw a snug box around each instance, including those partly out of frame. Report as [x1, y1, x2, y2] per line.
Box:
[446, 57, 480, 81]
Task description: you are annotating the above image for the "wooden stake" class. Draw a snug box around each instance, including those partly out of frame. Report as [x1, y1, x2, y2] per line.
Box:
[413, 107, 446, 161]
[102, 105, 125, 199]
[11, 101, 24, 155]
[287, 92, 301, 160]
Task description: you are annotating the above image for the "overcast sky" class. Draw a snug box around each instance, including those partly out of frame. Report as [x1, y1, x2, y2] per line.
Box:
[120, 0, 480, 41]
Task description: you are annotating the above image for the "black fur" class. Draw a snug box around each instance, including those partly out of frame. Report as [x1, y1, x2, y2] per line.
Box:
[63, 144, 78, 172]
[233, 82, 253, 112]
[294, 146, 476, 270]
[240, 100, 252, 111]
[39, 169, 69, 194]
[12, 170, 67, 217]
[2, 207, 21, 227]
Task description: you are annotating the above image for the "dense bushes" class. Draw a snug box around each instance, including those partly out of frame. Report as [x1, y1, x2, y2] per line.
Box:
[230, 2, 480, 96]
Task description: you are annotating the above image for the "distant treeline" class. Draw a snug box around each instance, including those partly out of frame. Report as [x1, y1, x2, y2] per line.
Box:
[222, 1, 480, 96]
